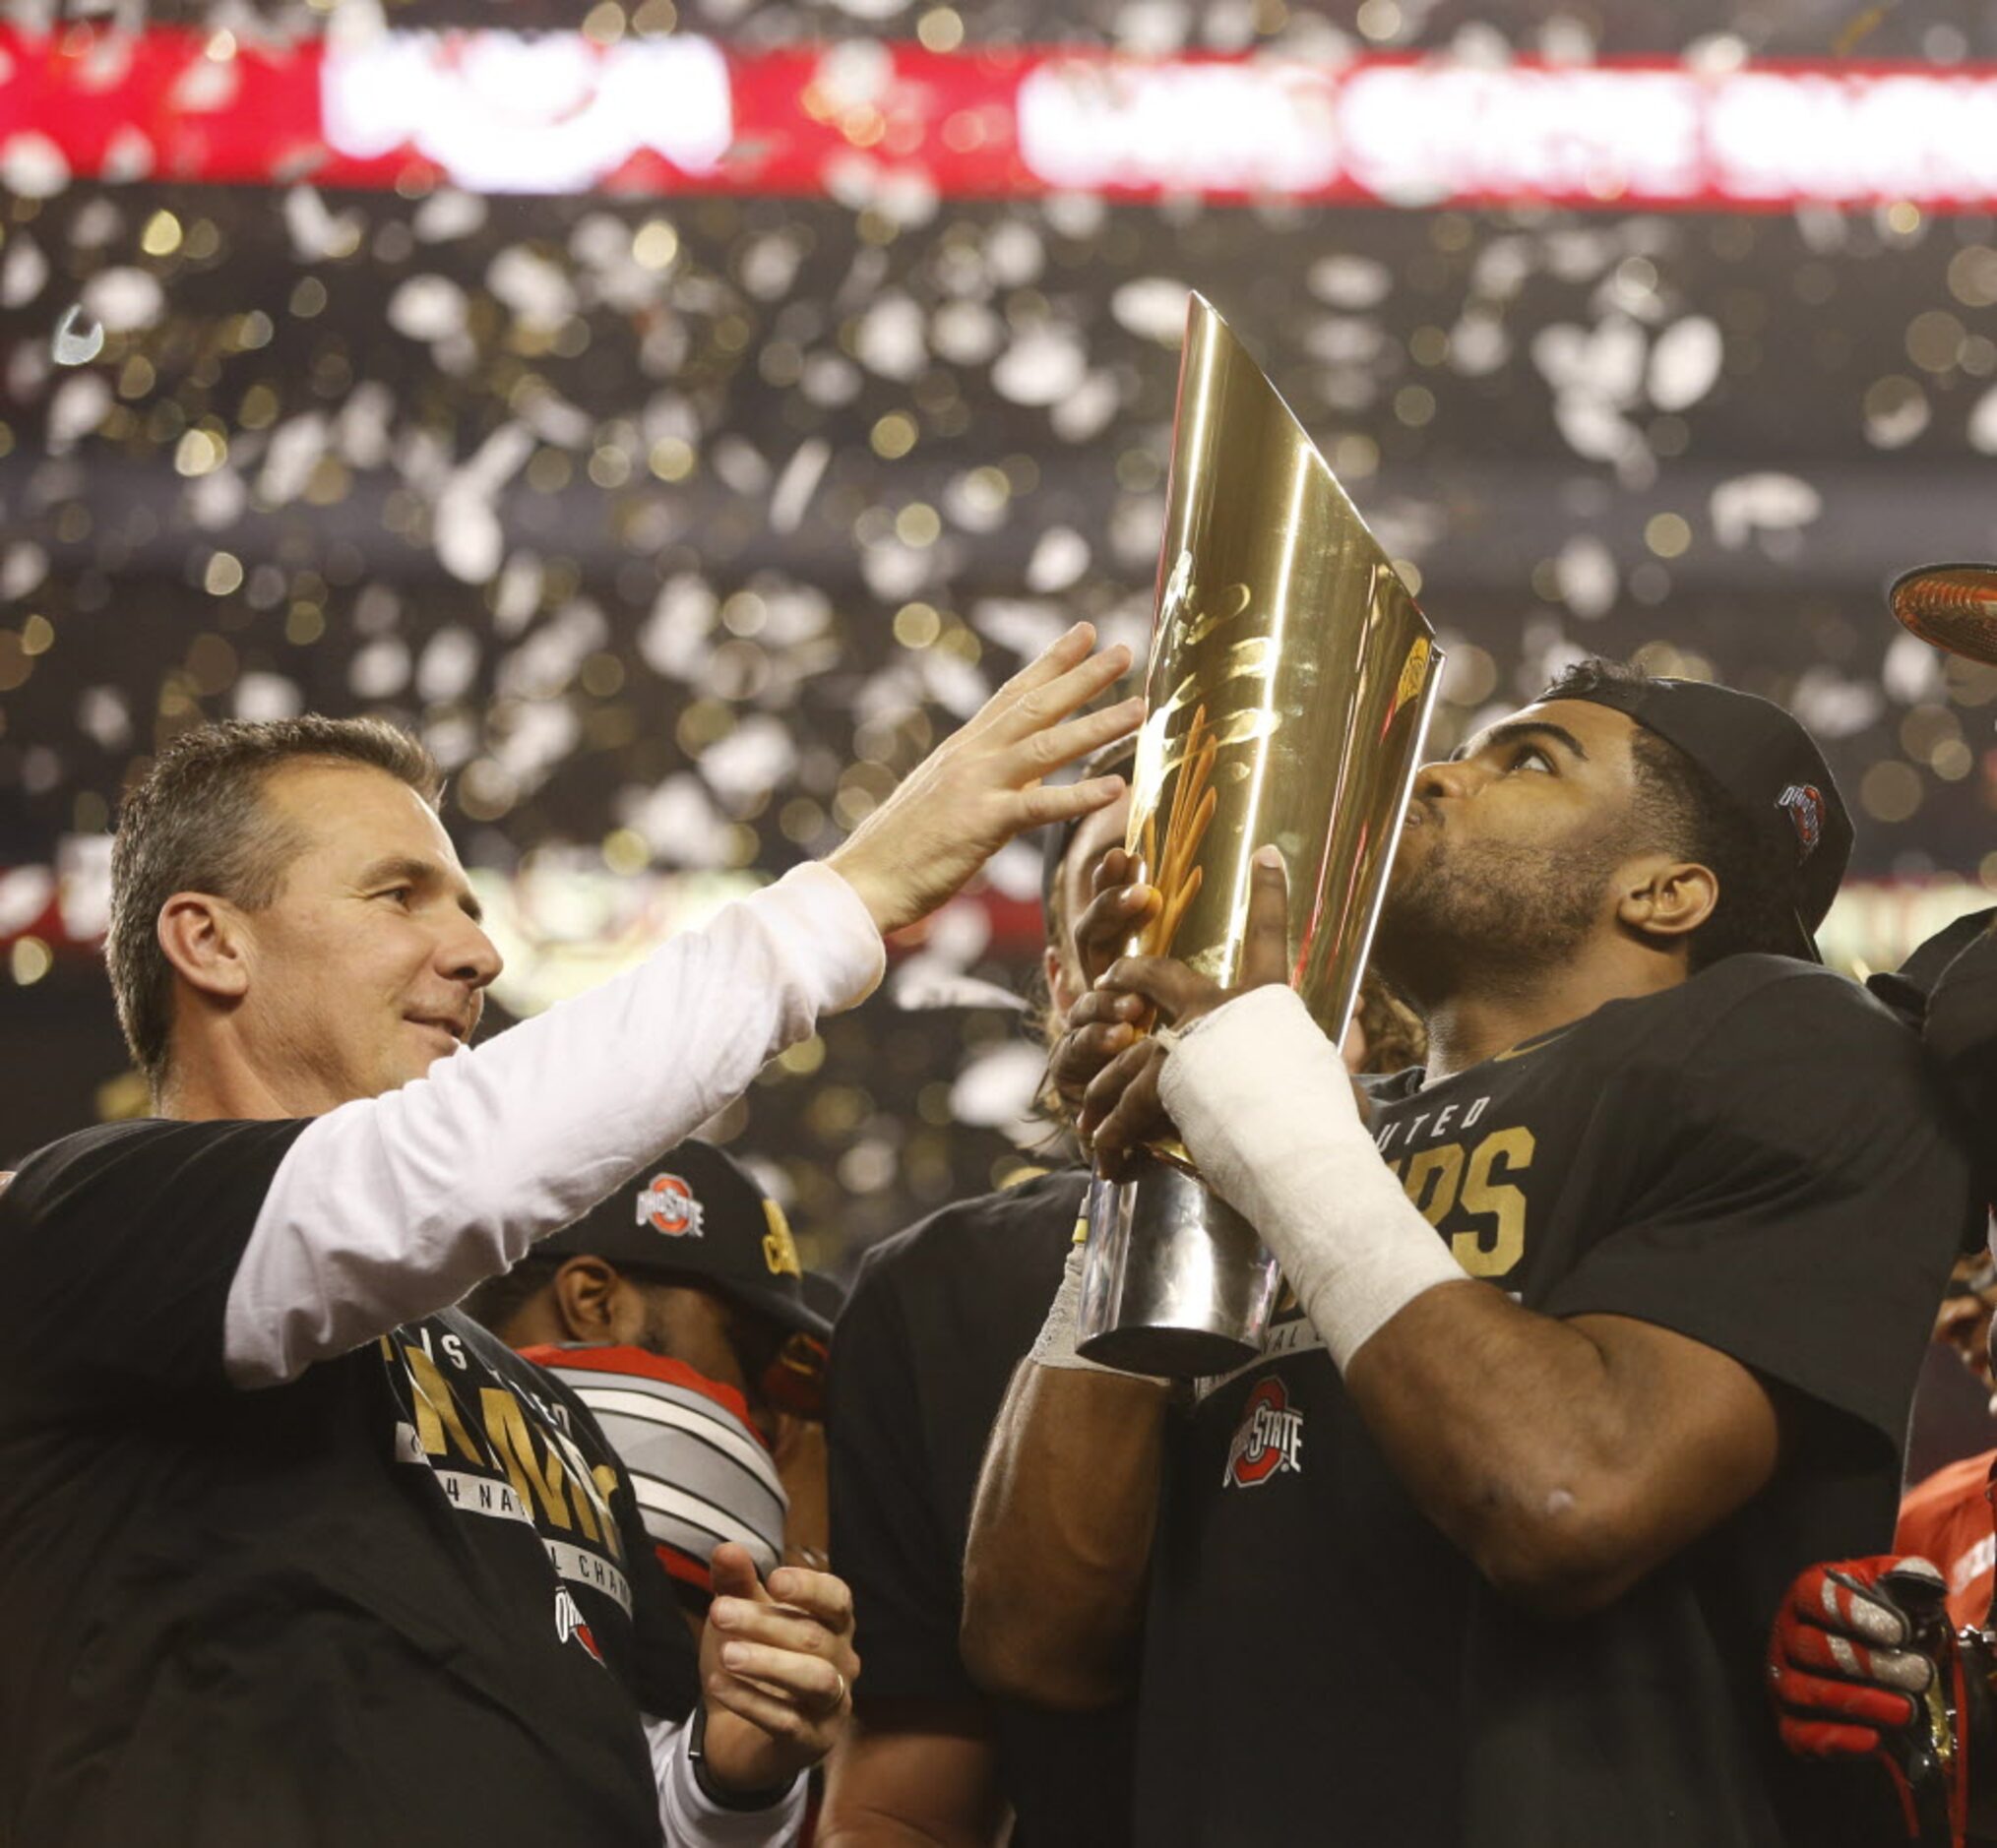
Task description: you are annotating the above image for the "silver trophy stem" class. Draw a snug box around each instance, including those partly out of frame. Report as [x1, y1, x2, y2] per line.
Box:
[1075, 1160, 1281, 1378]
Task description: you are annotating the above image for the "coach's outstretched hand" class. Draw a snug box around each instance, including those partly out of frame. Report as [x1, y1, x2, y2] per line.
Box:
[699, 1543, 859, 1794]
[829, 623, 1140, 937]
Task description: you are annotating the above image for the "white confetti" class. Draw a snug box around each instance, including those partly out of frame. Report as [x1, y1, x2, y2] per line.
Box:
[80, 267, 164, 334]
[2, 237, 48, 310]
[387, 275, 469, 341]
[234, 673, 304, 722]
[1554, 536, 1618, 619]
[1026, 527, 1092, 592]
[1308, 254, 1392, 309]
[1709, 473, 1821, 550]
[0, 134, 70, 200]
[992, 326, 1087, 406]
[855, 293, 927, 381]
[1111, 277, 1192, 342]
[47, 372, 110, 450]
[1647, 316, 1723, 411]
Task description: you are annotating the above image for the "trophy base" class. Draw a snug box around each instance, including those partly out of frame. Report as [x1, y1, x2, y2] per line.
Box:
[1076, 1159, 1280, 1379]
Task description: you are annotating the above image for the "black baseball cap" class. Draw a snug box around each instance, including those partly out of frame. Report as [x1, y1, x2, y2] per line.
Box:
[1039, 734, 1140, 922]
[1550, 671, 1853, 961]
[539, 1140, 830, 1342]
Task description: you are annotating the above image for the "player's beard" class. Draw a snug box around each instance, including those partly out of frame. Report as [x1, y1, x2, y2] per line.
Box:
[1373, 819, 1623, 1010]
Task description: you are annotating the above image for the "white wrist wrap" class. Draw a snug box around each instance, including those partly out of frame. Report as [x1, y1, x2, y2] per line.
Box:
[1157, 986, 1467, 1371]
[1028, 1240, 1163, 1379]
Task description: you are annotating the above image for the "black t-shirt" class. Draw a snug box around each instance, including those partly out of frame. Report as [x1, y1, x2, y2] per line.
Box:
[0, 1118, 699, 1848]
[1134, 955, 1979, 1848]
[1896, 908, 1997, 1201]
[827, 1169, 1136, 1846]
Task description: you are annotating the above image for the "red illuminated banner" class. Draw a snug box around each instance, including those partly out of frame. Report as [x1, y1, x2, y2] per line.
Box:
[4, 25, 1997, 210]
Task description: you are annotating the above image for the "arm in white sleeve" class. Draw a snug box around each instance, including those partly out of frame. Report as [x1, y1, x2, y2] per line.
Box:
[1156, 985, 1467, 1371]
[645, 1717, 808, 1848]
[224, 863, 884, 1386]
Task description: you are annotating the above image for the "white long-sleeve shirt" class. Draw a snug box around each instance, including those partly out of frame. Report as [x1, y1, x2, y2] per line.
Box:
[223, 861, 882, 1386]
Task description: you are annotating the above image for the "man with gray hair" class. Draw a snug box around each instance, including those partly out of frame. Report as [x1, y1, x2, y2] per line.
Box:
[0, 623, 1137, 1848]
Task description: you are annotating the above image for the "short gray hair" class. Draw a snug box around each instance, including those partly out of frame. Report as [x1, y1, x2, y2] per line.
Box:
[106, 716, 443, 1088]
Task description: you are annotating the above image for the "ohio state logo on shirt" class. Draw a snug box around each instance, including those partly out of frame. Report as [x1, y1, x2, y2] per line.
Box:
[1224, 1376, 1305, 1488]
[636, 1172, 704, 1238]
[554, 1585, 605, 1665]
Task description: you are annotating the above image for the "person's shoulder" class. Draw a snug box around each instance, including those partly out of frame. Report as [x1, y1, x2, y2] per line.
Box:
[2, 1117, 304, 1222]
[1630, 955, 1955, 1126]
[1665, 954, 1907, 1043]
[11, 1118, 182, 1182]
[851, 1167, 1089, 1301]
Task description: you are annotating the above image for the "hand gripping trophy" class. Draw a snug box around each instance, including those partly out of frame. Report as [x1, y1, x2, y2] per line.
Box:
[1075, 294, 1446, 1378]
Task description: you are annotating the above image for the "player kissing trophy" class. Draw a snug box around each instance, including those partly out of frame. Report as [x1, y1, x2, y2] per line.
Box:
[1075, 293, 1445, 1378]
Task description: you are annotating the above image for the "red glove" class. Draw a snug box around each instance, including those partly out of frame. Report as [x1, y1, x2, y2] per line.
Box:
[1770, 1555, 1965, 1842]
[1771, 1556, 1940, 1756]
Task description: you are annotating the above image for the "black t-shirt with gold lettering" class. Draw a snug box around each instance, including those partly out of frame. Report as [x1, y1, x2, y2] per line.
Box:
[0, 1119, 698, 1848]
[1134, 955, 1979, 1848]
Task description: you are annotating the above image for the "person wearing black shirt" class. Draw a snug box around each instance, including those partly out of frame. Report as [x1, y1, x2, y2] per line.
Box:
[0, 624, 1139, 1847]
[965, 659, 1979, 1847]
[818, 777, 1136, 1848]
[1765, 909, 1997, 1845]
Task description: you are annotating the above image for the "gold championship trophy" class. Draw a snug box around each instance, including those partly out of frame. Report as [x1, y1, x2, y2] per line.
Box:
[1075, 294, 1446, 1379]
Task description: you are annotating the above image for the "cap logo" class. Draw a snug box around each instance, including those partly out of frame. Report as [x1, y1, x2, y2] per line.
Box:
[1776, 783, 1825, 858]
[636, 1173, 704, 1239]
[760, 1199, 802, 1279]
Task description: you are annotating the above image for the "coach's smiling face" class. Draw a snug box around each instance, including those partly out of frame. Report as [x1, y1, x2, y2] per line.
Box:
[162, 761, 503, 1117]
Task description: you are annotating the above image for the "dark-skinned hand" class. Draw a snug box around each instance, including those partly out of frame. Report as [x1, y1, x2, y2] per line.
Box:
[1078, 845, 1293, 1179]
[1046, 845, 1159, 1113]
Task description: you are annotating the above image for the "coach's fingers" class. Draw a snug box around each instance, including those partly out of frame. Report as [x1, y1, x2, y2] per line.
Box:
[958, 623, 1098, 741]
[999, 697, 1147, 790]
[979, 631, 1133, 747]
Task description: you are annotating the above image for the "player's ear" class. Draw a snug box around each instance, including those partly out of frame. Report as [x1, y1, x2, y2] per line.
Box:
[1615, 857, 1718, 946]
[552, 1257, 623, 1342]
[157, 892, 253, 1002]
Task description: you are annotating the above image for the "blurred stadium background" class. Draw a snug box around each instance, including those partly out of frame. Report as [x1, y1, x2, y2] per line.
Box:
[5, 0, 1997, 1270]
